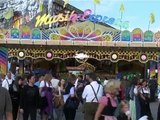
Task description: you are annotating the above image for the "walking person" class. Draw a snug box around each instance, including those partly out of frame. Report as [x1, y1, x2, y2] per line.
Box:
[82, 72, 103, 120]
[129, 77, 141, 120]
[139, 80, 153, 120]
[2, 72, 14, 90]
[19, 75, 40, 120]
[9, 76, 23, 120]
[53, 78, 65, 120]
[0, 86, 13, 120]
[39, 73, 53, 120]
[94, 80, 120, 120]
[117, 100, 131, 120]
[63, 74, 79, 120]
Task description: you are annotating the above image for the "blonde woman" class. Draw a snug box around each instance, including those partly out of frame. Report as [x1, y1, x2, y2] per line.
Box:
[94, 80, 120, 120]
[39, 73, 53, 120]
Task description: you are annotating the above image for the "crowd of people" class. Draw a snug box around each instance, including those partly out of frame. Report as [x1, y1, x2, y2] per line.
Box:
[0, 71, 160, 120]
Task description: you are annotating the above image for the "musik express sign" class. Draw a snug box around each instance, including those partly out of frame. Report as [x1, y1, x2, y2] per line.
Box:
[35, 9, 129, 29]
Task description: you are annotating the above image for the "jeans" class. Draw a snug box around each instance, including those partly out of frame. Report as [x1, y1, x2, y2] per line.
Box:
[53, 108, 65, 120]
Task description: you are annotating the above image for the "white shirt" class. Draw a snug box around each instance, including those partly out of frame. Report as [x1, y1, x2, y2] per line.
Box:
[2, 78, 13, 90]
[51, 78, 59, 88]
[140, 87, 150, 94]
[82, 81, 103, 102]
[74, 78, 79, 88]
[39, 81, 52, 88]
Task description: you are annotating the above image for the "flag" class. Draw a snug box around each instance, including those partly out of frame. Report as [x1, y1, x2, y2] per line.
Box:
[120, 3, 124, 13]
[63, 0, 69, 7]
[149, 12, 155, 24]
[39, 0, 43, 12]
[150, 61, 156, 78]
[93, 0, 101, 5]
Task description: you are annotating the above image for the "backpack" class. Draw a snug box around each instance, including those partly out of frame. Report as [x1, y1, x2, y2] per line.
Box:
[5, 79, 14, 92]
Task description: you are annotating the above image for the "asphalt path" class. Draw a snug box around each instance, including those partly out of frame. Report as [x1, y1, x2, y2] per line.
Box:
[17, 101, 159, 120]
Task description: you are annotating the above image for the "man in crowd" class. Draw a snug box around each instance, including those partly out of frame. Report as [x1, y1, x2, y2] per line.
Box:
[0, 86, 13, 120]
[82, 72, 103, 120]
[2, 72, 14, 90]
[20, 74, 40, 120]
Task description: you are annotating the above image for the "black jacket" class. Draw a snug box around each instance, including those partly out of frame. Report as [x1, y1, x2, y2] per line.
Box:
[20, 85, 40, 109]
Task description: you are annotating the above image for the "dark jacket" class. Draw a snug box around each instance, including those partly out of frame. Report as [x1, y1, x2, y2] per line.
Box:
[20, 85, 40, 109]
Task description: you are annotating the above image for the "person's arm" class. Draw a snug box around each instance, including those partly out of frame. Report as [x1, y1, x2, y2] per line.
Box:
[70, 87, 75, 98]
[19, 86, 25, 113]
[6, 112, 13, 120]
[94, 104, 105, 120]
[5, 89, 13, 120]
[39, 81, 44, 94]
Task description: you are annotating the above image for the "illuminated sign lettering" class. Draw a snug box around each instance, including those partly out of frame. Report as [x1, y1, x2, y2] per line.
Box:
[35, 9, 129, 29]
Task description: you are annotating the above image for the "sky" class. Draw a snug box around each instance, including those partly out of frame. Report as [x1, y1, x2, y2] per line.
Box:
[69, 0, 160, 32]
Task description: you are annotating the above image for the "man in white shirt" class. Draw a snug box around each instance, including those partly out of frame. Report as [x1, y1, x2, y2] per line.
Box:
[2, 72, 13, 90]
[82, 72, 103, 120]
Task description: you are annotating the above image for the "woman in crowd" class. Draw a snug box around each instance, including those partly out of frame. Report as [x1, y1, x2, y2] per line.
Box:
[117, 100, 131, 120]
[139, 80, 153, 120]
[10, 76, 23, 120]
[129, 77, 141, 120]
[53, 78, 66, 120]
[39, 73, 53, 120]
[94, 80, 120, 120]
[63, 74, 79, 120]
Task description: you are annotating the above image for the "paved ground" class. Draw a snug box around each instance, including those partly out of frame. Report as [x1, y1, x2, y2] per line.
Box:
[150, 101, 159, 120]
[17, 101, 159, 120]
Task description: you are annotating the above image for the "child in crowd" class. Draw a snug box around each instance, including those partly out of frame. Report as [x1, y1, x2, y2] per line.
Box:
[117, 100, 131, 120]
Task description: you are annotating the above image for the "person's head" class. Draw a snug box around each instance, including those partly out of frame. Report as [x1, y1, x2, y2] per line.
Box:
[141, 79, 148, 87]
[119, 100, 129, 114]
[15, 76, 23, 85]
[27, 74, 35, 84]
[58, 79, 66, 87]
[77, 75, 83, 80]
[68, 74, 76, 85]
[104, 80, 120, 96]
[85, 72, 97, 83]
[7, 72, 11, 79]
[44, 73, 52, 82]
[131, 77, 139, 85]
[38, 75, 44, 82]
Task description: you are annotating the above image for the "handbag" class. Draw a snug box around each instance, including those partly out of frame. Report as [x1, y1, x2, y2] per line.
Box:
[53, 87, 64, 108]
[53, 96, 64, 108]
